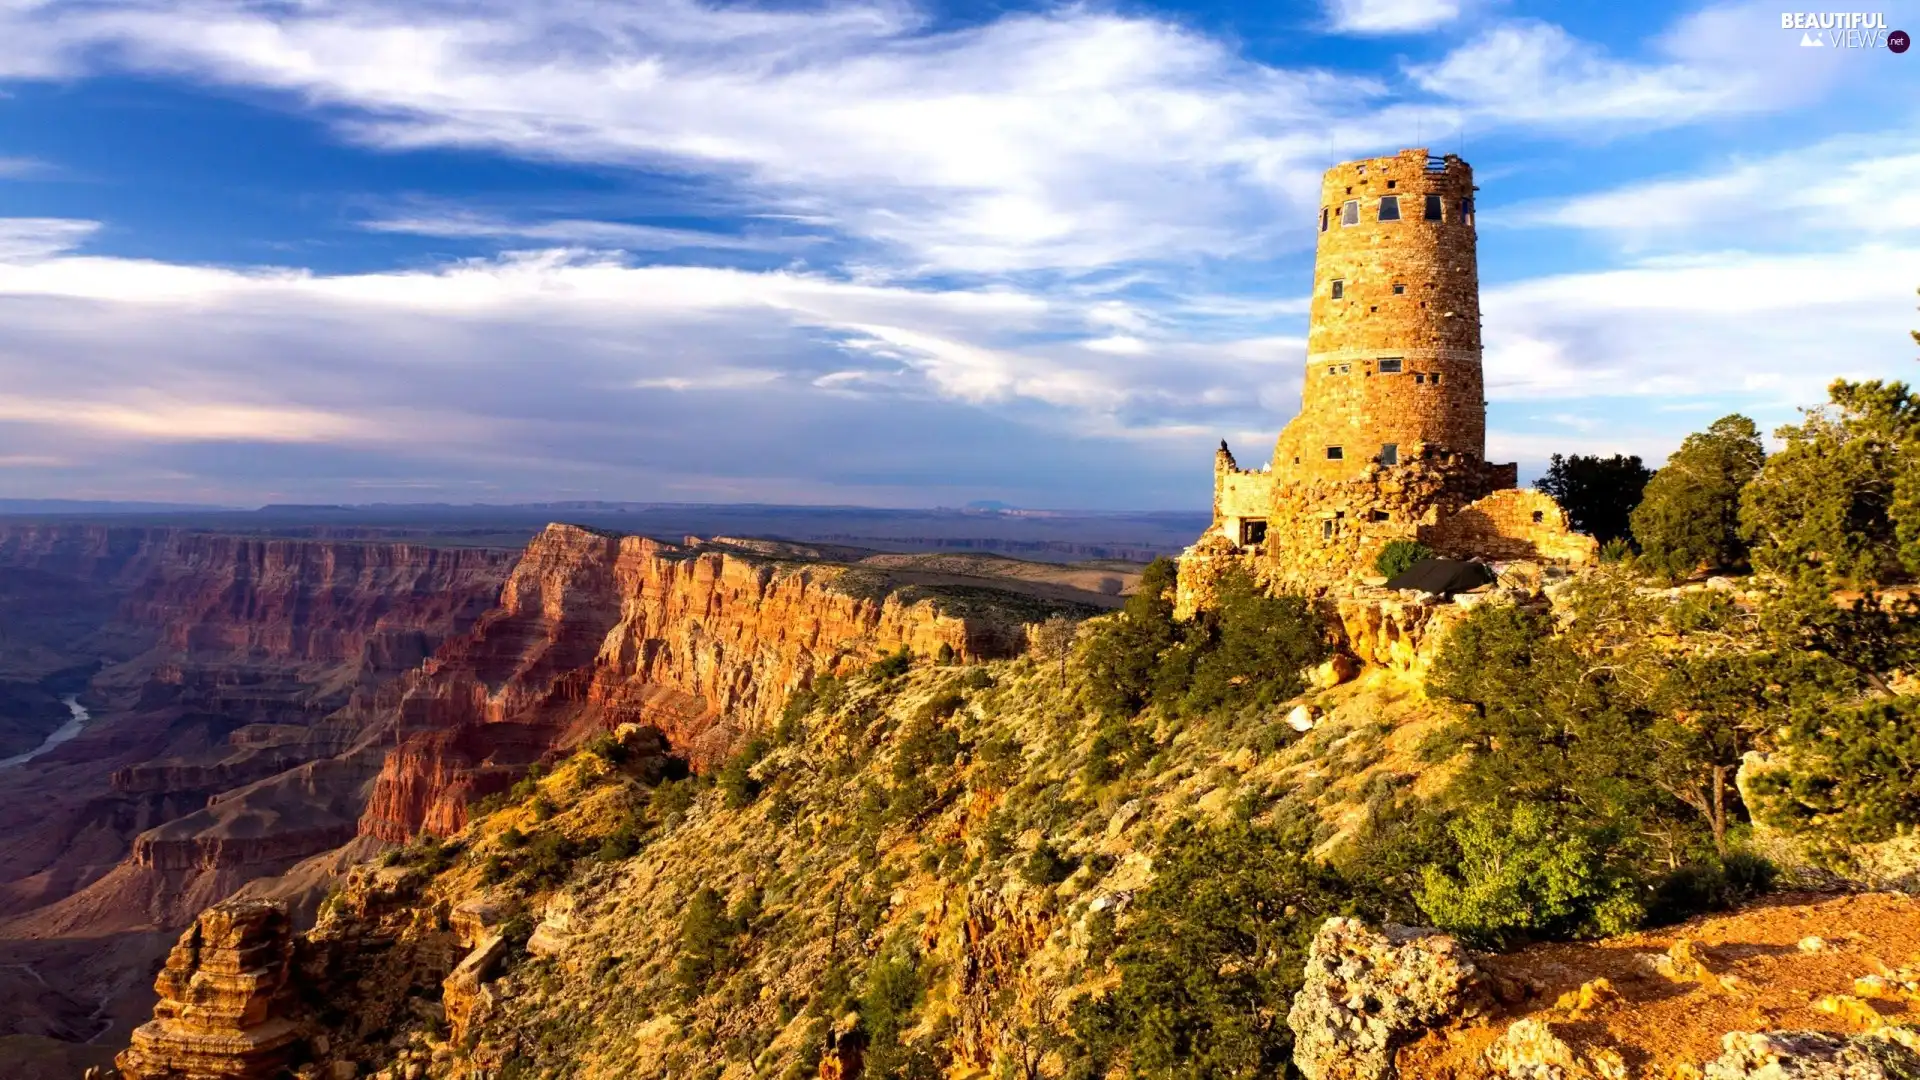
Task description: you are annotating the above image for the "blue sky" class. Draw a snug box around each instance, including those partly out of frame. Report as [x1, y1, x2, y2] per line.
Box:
[0, 0, 1916, 509]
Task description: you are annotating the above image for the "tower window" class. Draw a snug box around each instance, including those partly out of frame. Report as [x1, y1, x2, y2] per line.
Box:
[1378, 195, 1401, 222]
[1369, 509, 1391, 522]
[1341, 200, 1359, 226]
[1425, 194, 1443, 220]
[1461, 197, 1475, 225]
[1321, 519, 1334, 539]
[1325, 446, 1343, 461]
[1380, 443, 1399, 465]
[1414, 373, 1425, 384]
[1386, 179, 1397, 189]
[1431, 372, 1442, 385]
[1240, 519, 1268, 546]
[1532, 510, 1545, 524]
[1378, 358, 1403, 374]
[1320, 207, 1329, 232]
[1330, 279, 1344, 299]
[1391, 283, 1406, 295]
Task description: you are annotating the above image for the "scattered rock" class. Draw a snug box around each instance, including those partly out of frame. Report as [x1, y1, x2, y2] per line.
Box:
[1313, 653, 1360, 689]
[1483, 1017, 1628, 1079]
[1287, 917, 1483, 1080]
[1800, 936, 1829, 952]
[1553, 977, 1621, 1019]
[1287, 704, 1319, 732]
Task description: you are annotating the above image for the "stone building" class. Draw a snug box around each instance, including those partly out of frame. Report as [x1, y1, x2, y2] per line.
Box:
[1181, 148, 1593, 602]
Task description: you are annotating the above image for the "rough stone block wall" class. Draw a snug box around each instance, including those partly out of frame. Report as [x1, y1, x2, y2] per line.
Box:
[1421, 489, 1598, 565]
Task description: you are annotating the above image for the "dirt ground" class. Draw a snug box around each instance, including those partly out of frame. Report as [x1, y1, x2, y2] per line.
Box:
[1398, 891, 1920, 1078]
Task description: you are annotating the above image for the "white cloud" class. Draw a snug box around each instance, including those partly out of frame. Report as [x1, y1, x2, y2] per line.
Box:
[1407, 2, 1879, 131]
[0, 217, 98, 261]
[0, 0, 1377, 275]
[1482, 244, 1920, 407]
[1325, 0, 1462, 35]
[1507, 131, 1920, 247]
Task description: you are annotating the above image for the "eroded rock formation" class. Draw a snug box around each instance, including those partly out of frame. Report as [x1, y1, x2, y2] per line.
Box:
[115, 899, 301, 1080]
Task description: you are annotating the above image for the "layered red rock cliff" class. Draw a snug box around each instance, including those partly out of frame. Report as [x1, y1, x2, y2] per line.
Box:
[358, 525, 1026, 842]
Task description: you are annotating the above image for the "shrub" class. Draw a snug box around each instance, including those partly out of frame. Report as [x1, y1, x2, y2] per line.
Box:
[674, 886, 742, 1000]
[1741, 379, 1920, 585]
[651, 778, 697, 822]
[1374, 539, 1434, 579]
[936, 642, 955, 665]
[1175, 565, 1325, 716]
[1020, 840, 1077, 887]
[1071, 822, 1347, 1078]
[1598, 537, 1633, 563]
[1416, 803, 1645, 948]
[870, 647, 914, 679]
[1746, 694, 1920, 843]
[1081, 558, 1180, 719]
[861, 941, 925, 1053]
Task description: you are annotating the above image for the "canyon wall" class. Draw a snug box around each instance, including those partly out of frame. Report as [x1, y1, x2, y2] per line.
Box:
[358, 524, 1030, 841]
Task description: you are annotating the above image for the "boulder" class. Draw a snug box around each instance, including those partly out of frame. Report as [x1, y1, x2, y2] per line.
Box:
[1287, 917, 1484, 1080]
[1702, 1029, 1920, 1079]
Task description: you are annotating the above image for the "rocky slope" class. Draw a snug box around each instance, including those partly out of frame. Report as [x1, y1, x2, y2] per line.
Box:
[88, 558, 1920, 1080]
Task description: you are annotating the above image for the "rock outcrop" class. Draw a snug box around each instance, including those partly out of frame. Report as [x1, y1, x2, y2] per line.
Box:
[115, 899, 301, 1080]
[1287, 917, 1483, 1080]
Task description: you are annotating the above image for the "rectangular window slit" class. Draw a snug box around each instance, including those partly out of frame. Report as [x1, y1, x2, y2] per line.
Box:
[1325, 446, 1343, 460]
[1378, 195, 1401, 222]
[1378, 358, 1403, 374]
[1425, 194, 1443, 221]
[1380, 443, 1398, 465]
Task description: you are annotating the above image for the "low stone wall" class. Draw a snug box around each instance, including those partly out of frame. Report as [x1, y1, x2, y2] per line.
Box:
[1422, 488, 1598, 566]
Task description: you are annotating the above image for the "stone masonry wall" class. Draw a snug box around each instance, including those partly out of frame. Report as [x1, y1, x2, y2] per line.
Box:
[1273, 148, 1484, 485]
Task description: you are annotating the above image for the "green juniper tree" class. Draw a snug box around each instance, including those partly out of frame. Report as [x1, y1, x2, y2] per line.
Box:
[1630, 415, 1765, 580]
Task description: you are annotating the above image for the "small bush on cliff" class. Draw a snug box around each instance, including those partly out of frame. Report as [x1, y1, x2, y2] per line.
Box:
[1373, 539, 1434, 579]
[871, 646, 915, 679]
[860, 936, 928, 1071]
[652, 778, 698, 823]
[1082, 559, 1180, 719]
[720, 737, 771, 809]
[1746, 694, 1920, 844]
[1630, 414, 1765, 580]
[675, 886, 744, 1000]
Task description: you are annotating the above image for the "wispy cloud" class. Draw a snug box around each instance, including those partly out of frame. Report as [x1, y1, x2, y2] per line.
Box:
[362, 212, 811, 253]
[0, 217, 98, 261]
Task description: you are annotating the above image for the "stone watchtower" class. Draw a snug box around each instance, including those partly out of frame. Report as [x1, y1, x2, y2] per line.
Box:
[1183, 148, 1593, 602]
[1273, 149, 1484, 479]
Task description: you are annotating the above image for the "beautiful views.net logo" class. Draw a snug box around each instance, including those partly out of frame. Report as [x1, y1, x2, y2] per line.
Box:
[1781, 11, 1909, 51]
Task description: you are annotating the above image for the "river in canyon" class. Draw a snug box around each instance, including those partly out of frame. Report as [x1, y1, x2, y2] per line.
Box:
[0, 695, 91, 768]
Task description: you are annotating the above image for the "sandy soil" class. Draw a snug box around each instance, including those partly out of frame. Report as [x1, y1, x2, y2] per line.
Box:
[1400, 891, 1920, 1077]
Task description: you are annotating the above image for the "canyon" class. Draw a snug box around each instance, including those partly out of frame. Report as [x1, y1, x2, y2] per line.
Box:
[0, 519, 1119, 1077]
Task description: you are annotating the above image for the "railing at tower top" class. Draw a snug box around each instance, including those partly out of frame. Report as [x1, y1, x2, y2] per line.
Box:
[1425, 156, 1450, 172]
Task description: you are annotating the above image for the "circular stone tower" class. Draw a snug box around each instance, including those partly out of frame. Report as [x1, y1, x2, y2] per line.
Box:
[1272, 148, 1483, 482]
